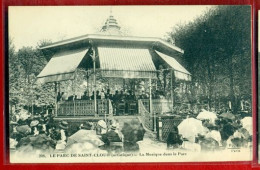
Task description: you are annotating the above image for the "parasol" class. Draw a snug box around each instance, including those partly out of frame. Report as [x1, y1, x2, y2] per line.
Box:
[197, 110, 217, 124]
[205, 130, 222, 146]
[241, 117, 252, 135]
[238, 128, 250, 139]
[177, 118, 207, 141]
[67, 129, 104, 147]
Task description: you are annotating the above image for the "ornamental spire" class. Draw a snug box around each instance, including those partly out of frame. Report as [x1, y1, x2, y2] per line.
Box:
[100, 7, 122, 36]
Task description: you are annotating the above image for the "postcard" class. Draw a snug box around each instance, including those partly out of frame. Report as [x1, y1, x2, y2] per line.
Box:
[7, 5, 252, 163]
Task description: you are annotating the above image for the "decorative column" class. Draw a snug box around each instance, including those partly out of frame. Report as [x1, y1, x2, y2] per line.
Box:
[54, 82, 58, 117]
[91, 47, 97, 116]
[170, 69, 174, 113]
[73, 79, 76, 117]
[149, 78, 156, 132]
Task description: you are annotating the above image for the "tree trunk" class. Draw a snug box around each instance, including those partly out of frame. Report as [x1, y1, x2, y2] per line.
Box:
[206, 56, 213, 109]
[228, 55, 236, 113]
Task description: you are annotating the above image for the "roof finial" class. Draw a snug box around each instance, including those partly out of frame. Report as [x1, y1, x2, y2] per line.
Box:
[110, 6, 113, 16]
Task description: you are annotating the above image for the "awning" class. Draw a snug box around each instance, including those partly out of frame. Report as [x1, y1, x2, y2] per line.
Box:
[97, 47, 157, 79]
[37, 48, 89, 84]
[155, 51, 191, 81]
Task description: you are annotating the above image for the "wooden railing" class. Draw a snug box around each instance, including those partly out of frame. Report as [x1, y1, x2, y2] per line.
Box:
[140, 99, 172, 114]
[57, 99, 112, 117]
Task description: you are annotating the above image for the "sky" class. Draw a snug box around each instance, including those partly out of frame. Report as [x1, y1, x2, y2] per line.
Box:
[9, 6, 212, 50]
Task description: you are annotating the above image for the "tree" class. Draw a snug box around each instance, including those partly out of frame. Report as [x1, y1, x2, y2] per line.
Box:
[12, 39, 55, 114]
[167, 6, 251, 113]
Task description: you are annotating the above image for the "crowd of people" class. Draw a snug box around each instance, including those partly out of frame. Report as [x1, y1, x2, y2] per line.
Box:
[9, 109, 145, 155]
[166, 110, 252, 152]
[9, 105, 252, 155]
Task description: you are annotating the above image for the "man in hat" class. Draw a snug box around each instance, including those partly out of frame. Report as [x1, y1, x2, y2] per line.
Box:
[30, 120, 39, 136]
[96, 120, 107, 135]
[105, 89, 113, 100]
[167, 126, 183, 149]
[82, 91, 90, 100]
[80, 121, 93, 130]
[54, 121, 69, 150]
[101, 124, 121, 146]
[59, 121, 69, 141]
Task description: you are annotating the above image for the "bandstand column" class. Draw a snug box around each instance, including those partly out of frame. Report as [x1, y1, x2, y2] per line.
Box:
[92, 48, 97, 116]
[54, 82, 58, 117]
[149, 78, 156, 132]
[170, 69, 174, 113]
[73, 79, 76, 117]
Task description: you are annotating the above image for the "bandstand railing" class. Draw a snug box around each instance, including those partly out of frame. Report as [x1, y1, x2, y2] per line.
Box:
[138, 100, 154, 131]
[140, 99, 172, 114]
[57, 99, 112, 117]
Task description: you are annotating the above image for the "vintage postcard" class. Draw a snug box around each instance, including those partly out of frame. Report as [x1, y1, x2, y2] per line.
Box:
[258, 10, 260, 164]
[7, 6, 252, 163]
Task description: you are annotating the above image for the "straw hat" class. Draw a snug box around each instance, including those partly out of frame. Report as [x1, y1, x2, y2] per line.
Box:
[59, 121, 69, 130]
[30, 120, 39, 127]
[97, 120, 107, 129]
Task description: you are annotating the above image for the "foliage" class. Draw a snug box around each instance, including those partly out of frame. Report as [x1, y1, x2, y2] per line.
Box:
[9, 39, 54, 113]
[166, 6, 251, 112]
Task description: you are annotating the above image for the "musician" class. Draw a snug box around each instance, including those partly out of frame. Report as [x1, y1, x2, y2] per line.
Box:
[82, 91, 90, 100]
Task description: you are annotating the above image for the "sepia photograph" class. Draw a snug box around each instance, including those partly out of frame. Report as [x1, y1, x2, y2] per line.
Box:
[7, 5, 252, 163]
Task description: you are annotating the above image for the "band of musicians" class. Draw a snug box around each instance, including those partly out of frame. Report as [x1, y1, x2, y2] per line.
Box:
[57, 88, 164, 116]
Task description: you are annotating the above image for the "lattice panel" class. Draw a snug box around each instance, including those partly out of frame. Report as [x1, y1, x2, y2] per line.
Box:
[97, 100, 107, 116]
[58, 102, 74, 116]
[161, 117, 182, 141]
[75, 100, 95, 116]
[57, 100, 110, 117]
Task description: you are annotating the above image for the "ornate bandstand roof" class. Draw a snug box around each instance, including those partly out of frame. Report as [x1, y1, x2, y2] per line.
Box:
[37, 13, 191, 84]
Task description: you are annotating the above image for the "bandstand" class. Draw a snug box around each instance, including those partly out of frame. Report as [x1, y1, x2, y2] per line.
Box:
[37, 14, 191, 132]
